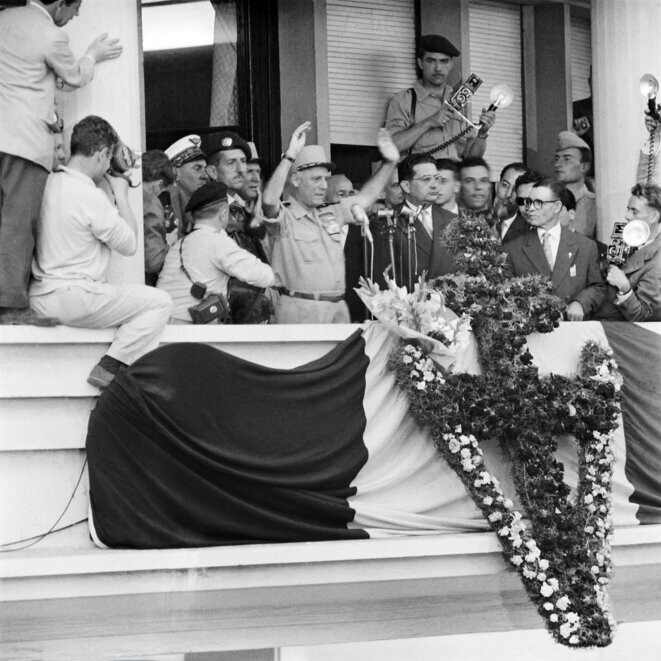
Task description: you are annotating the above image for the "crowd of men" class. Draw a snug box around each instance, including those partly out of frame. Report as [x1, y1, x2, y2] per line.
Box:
[1, 2, 660, 389]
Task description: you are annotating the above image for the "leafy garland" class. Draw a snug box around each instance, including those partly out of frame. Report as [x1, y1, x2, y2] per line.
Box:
[385, 211, 622, 647]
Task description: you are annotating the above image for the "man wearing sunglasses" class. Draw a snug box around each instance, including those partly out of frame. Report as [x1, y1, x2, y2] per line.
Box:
[393, 154, 456, 289]
[504, 178, 606, 321]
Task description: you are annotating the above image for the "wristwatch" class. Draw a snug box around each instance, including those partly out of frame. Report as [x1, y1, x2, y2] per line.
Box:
[281, 153, 295, 163]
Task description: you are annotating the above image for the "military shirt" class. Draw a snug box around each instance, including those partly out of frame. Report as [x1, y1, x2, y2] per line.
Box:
[385, 81, 483, 159]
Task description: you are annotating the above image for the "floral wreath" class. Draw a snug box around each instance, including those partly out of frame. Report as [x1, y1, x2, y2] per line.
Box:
[358, 211, 622, 647]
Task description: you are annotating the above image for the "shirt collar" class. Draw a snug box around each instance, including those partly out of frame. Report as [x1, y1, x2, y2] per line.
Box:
[414, 80, 451, 102]
[537, 222, 561, 240]
[57, 165, 96, 187]
[29, 1, 54, 23]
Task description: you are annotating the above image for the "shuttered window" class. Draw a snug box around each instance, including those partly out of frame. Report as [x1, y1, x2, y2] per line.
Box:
[468, 0, 523, 180]
[327, 0, 416, 146]
[570, 14, 591, 101]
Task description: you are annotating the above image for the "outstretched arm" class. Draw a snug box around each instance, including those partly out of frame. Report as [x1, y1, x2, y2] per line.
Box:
[261, 121, 312, 217]
[352, 129, 400, 211]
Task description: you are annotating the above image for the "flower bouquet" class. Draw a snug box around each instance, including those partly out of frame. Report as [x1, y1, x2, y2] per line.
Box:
[356, 274, 473, 370]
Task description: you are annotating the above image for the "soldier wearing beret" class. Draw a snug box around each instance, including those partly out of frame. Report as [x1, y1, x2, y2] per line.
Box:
[260, 121, 399, 324]
[554, 130, 597, 240]
[156, 181, 274, 324]
[385, 34, 496, 161]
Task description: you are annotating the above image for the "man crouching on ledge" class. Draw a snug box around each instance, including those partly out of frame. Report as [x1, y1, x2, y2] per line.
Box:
[29, 115, 172, 389]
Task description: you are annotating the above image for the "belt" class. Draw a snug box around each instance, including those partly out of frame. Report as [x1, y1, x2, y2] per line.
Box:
[275, 287, 344, 303]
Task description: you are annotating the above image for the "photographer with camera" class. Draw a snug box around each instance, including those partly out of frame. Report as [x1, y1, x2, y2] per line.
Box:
[385, 35, 495, 160]
[595, 183, 661, 322]
[156, 181, 275, 324]
[29, 116, 172, 389]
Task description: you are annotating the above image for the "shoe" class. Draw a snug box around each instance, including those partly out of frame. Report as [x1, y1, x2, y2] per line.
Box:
[0, 307, 59, 326]
[87, 364, 116, 389]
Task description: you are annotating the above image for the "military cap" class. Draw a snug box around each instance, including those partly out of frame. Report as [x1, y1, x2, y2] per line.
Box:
[164, 135, 205, 168]
[185, 181, 228, 214]
[419, 34, 460, 58]
[247, 141, 265, 165]
[293, 145, 335, 172]
[204, 131, 252, 161]
[556, 130, 591, 152]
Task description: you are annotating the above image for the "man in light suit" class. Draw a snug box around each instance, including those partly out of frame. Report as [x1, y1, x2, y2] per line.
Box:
[504, 178, 606, 321]
[394, 154, 456, 290]
[0, 0, 122, 325]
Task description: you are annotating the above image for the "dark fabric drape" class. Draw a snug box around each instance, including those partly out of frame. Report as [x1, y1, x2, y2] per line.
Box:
[603, 322, 661, 524]
[87, 330, 370, 549]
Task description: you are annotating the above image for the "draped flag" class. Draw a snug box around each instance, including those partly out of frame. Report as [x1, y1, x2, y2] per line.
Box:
[87, 322, 661, 549]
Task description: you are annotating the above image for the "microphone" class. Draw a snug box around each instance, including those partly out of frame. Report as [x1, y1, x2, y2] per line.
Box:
[351, 204, 373, 244]
[400, 204, 422, 225]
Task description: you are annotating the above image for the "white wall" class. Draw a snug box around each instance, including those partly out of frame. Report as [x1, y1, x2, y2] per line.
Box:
[59, 0, 144, 284]
[592, 0, 661, 243]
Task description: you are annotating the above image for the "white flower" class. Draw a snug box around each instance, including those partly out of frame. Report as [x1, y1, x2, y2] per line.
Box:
[543, 602, 554, 611]
[461, 459, 475, 472]
[415, 381, 426, 391]
[498, 527, 510, 537]
[548, 578, 559, 590]
[411, 370, 419, 378]
[404, 345, 416, 354]
[523, 568, 536, 580]
[510, 555, 523, 566]
[591, 565, 600, 574]
[511, 537, 522, 548]
[568, 403, 576, 417]
[460, 448, 471, 459]
[559, 623, 572, 639]
[537, 573, 546, 582]
[503, 498, 513, 510]
[550, 613, 559, 623]
[459, 435, 471, 446]
[482, 496, 493, 506]
[455, 425, 462, 434]
[423, 370, 435, 382]
[479, 472, 491, 483]
[565, 612, 580, 624]
[488, 511, 502, 522]
[569, 635, 579, 645]
[402, 355, 413, 364]
[448, 438, 461, 453]
[540, 583, 554, 597]
[584, 494, 594, 504]
[556, 596, 570, 611]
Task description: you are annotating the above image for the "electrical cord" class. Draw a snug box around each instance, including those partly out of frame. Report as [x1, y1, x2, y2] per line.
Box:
[0, 459, 88, 552]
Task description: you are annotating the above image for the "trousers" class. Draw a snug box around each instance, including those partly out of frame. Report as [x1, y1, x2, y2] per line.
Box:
[30, 283, 172, 364]
[0, 153, 48, 307]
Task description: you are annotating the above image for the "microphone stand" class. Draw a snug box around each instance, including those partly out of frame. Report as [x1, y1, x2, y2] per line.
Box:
[402, 205, 421, 292]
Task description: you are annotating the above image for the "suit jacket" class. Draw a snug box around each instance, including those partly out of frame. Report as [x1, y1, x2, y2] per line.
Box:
[505, 225, 606, 317]
[394, 203, 456, 288]
[501, 212, 531, 245]
[0, 4, 95, 170]
[594, 232, 661, 322]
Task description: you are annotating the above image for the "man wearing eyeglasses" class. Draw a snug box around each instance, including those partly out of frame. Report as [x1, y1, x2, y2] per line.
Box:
[504, 178, 606, 321]
[502, 170, 542, 245]
[394, 154, 456, 289]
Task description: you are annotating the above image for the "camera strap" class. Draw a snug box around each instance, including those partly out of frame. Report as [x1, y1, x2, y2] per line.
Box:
[178, 231, 201, 286]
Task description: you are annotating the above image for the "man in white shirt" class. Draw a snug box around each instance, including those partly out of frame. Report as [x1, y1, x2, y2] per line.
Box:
[434, 158, 460, 215]
[504, 178, 605, 321]
[157, 181, 275, 324]
[0, 0, 122, 325]
[29, 116, 172, 388]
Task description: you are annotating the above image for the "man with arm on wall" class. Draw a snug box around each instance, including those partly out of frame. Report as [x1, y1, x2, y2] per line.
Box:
[0, 0, 122, 325]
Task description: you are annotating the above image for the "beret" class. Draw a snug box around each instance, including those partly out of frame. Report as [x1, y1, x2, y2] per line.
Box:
[204, 131, 252, 161]
[419, 34, 460, 58]
[556, 130, 591, 152]
[185, 181, 228, 214]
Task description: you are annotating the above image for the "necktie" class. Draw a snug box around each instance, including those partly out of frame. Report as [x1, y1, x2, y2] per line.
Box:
[541, 230, 554, 269]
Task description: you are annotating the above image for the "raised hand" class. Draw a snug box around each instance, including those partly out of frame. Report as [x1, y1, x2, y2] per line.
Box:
[376, 128, 400, 163]
[477, 108, 496, 138]
[285, 121, 312, 159]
